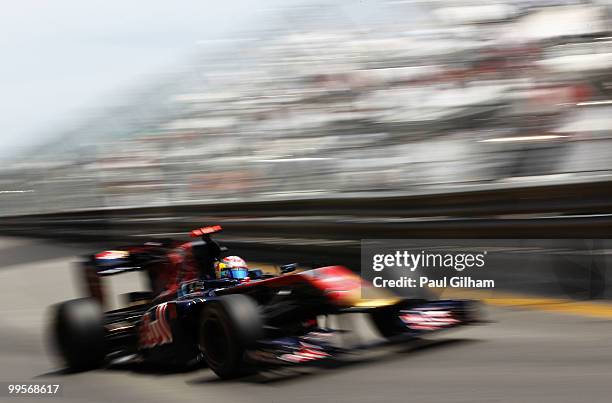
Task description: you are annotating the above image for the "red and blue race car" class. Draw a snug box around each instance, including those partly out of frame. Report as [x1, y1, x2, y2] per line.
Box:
[51, 226, 481, 379]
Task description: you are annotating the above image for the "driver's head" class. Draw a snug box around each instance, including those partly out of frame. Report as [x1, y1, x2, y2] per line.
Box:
[215, 256, 249, 279]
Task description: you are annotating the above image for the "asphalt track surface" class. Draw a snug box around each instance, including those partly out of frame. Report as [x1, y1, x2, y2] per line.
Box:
[1, 236, 612, 403]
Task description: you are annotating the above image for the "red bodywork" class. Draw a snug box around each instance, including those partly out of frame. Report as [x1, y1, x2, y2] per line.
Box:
[220, 265, 366, 307]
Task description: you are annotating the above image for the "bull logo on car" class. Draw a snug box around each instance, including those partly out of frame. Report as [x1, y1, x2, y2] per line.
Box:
[139, 303, 173, 348]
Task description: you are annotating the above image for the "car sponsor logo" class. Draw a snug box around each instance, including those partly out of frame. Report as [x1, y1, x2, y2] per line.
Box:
[139, 303, 173, 349]
[279, 342, 330, 363]
[95, 250, 129, 260]
[399, 309, 459, 330]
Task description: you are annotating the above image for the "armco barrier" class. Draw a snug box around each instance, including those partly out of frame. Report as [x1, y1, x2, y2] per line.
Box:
[1, 182, 612, 300]
[2, 177, 612, 220]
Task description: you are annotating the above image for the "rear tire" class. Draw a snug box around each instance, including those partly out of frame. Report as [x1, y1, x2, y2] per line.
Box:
[199, 294, 263, 379]
[52, 298, 106, 371]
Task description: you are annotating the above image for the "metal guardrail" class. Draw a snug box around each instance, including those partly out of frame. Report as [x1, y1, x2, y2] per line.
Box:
[1, 181, 612, 300]
[2, 179, 612, 235]
[4, 178, 612, 218]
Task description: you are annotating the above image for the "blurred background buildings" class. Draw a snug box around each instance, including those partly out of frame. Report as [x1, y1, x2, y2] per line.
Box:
[3, 0, 612, 215]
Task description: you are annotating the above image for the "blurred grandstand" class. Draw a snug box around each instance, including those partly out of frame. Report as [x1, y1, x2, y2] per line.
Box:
[3, 0, 612, 215]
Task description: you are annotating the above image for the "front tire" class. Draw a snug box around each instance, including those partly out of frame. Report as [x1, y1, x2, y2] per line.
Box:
[199, 294, 263, 379]
[52, 298, 106, 371]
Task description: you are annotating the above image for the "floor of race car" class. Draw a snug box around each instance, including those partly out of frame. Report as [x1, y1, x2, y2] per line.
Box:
[1, 237, 612, 403]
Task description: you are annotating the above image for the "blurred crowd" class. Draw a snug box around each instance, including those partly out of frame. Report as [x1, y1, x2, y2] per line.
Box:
[4, 0, 612, 215]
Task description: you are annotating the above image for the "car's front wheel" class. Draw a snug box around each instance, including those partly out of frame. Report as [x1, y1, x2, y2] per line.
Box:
[199, 294, 263, 379]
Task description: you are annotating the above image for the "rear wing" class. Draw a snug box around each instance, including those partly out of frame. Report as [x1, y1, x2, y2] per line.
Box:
[90, 239, 174, 276]
[81, 245, 167, 307]
[81, 225, 223, 306]
[92, 250, 141, 276]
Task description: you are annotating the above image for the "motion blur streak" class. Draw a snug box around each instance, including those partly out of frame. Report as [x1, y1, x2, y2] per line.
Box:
[3, 1, 612, 215]
[2, 2, 612, 401]
[1, 236, 612, 403]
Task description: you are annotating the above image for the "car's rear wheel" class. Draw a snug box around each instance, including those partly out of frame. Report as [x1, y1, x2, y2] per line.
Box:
[52, 298, 106, 371]
[199, 294, 263, 379]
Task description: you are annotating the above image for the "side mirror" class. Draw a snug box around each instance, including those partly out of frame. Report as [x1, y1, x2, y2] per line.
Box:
[280, 263, 299, 274]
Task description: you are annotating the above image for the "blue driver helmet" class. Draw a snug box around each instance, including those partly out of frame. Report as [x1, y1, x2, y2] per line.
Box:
[215, 256, 249, 279]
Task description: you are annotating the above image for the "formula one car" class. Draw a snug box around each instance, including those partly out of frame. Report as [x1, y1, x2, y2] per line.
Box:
[51, 226, 481, 379]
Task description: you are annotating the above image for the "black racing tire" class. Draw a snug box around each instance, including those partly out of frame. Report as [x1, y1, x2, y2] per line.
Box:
[52, 298, 106, 371]
[369, 306, 404, 338]
[199, 294, 263, 379]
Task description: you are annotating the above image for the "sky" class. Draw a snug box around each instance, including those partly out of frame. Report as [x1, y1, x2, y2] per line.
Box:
[0, 0, 305, 159]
